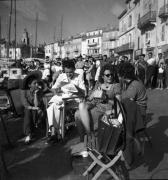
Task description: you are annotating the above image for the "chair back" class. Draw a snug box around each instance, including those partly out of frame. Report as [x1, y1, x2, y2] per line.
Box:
[97, 97, 126, 156]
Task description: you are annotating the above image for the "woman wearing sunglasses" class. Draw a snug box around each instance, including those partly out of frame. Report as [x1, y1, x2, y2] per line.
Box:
[75, 63, 121, 143]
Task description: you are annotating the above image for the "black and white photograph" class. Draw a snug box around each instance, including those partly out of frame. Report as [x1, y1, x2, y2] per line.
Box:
[0, 0, 168, 179]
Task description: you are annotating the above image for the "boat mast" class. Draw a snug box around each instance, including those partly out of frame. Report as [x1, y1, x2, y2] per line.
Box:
[7, 0, 13, 59]
[53, 26, 56, 59]
[59, 15, 63, 59]
[0, 16, 1, 58]
[35, 12, 38, 57]
[14, 0, 16, 61]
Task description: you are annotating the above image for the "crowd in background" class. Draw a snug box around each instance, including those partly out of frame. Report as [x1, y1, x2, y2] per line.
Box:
[33, 52, 168, 91]
[1, 51, 168, 92]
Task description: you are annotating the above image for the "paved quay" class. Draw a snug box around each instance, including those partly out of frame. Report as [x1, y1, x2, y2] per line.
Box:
[1, 89, 168, 179]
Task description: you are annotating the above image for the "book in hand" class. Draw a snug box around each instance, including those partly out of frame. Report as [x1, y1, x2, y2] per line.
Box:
[61, 83, 78, 94]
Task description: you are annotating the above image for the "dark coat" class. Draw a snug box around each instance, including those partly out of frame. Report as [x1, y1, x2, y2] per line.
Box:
[122, 98, 145, 166]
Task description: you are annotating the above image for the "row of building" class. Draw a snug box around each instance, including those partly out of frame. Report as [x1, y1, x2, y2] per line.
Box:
[0, 29, 45, 60]
[0, 29, 30, 60]
[45, 27, 118, 59]
[1, 0, 168, 61]
[45, 0, 168, 60]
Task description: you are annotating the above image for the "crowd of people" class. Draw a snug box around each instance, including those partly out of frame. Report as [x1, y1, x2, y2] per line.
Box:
[12, 52, 167, 167]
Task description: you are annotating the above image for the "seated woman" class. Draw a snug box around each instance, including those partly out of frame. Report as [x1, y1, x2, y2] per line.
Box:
[47, 60, 86, 142]
[75, 64, 121, 142]
[21, 71, 45, 144]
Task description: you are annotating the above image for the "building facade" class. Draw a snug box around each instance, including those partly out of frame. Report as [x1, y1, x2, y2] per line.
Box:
[85, 29, 103, 56]
[45, 43, 54, 59]
[9, 47, 21, 59]
[102, 27, 118, 57]
[0, 43, 21, 60]
[157, 0, 168, 58]
[136, 0, 158, 57]
[117, 0, 168, 60]
[71, 35, 82, 58]
[116, 0, 136, 60]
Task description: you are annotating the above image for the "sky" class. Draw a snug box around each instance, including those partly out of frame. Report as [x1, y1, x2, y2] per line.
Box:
[0, 0, 126, 45]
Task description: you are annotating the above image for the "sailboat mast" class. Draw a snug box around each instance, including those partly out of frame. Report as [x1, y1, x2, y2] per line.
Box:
[0, 16, 1, 58]
[53, 26, 56, 59]
[53, 26, 56, 43]
[14, 0, 16, 61]
[60, 15, 63, 59]
[35, 12, 38, 57]
[7, 0, 13, 59]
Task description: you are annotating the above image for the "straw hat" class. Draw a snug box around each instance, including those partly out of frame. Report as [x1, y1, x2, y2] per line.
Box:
[22, 70, 42, 90]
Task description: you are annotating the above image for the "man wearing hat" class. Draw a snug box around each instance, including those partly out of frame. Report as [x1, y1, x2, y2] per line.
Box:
[21, 71, 45, 144]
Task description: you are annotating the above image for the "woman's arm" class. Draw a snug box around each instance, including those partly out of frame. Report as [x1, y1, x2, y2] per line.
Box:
[21, 90, 36, 109]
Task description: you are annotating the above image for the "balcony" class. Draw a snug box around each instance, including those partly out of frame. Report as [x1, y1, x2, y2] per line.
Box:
[109, 36, 117, 41]
[159, 4, 168, 18]
[74, 48, 79, 53]
[114, 42, 134, 53]
[88, 42, 98, 47]
[138, 11, 156, 30]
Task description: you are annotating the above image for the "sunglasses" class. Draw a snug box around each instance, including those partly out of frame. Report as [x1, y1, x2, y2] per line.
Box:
[104, 74, 113, 78]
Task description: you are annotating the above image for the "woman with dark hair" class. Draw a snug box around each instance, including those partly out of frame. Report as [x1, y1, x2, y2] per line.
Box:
[75, 63, 121, 143]
[21, 71, 45, 144]
[118, 62, 147, 117]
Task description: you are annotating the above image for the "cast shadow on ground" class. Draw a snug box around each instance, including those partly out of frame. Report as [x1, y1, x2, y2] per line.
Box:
[7, 141, 72, 180]
[143, 116, 168, 172]
[128, 113, 168, 173]
[1, 116, 74, 180]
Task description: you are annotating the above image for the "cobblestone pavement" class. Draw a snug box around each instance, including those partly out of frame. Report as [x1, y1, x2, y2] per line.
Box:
[1, 89, 168, 180]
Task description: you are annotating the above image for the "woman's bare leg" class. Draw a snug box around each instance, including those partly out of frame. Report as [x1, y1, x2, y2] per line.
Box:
[78, 102, 91, 133]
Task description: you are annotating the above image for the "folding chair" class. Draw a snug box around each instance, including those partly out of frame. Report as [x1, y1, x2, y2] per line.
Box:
[59, 96, 78, 139]
[83, 97, 128, 180]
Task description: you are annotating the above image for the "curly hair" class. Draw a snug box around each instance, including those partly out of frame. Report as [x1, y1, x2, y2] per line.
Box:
[99, 63, 119, 83]
[118, 62, 137, 80]
[62, 59, 75, 72]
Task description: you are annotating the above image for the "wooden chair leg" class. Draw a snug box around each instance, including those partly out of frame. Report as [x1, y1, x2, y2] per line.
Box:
[83, 150, 122, 180]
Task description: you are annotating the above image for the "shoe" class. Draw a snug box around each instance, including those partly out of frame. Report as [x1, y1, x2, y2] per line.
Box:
[79, 150, 88, 158]
[47, 135, 56, 142]
[25, 135, 31, 144]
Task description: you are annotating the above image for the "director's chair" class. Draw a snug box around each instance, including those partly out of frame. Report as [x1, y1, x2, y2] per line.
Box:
[43, 93, 78, 139]
[83, 97, 128, 180]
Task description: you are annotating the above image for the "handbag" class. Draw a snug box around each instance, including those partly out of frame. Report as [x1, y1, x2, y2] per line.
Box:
[98, 113, 122, 155]
[92, 89, 104, 99]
